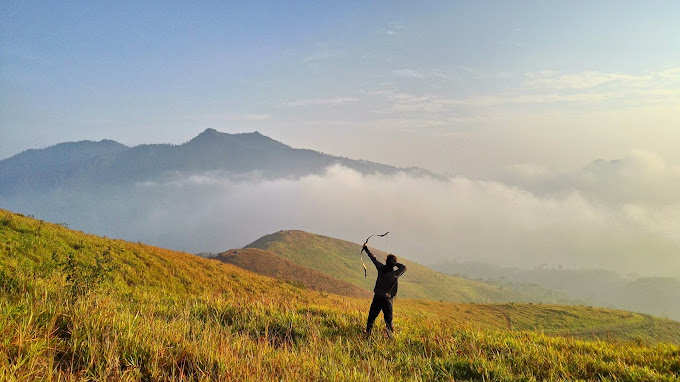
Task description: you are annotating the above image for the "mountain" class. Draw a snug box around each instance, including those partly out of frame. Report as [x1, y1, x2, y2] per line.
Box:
[0, 128, 434, 195]
[213, 247, 372, 298]
[244, 230, 573, 304]
[0, 139, 129, 194]
[430, 260, 680, 320]
[3, 209, 680, 380]
[0, 128, 442, 255]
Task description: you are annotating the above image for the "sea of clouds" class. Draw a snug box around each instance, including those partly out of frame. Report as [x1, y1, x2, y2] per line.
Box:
[7, 150, 680, 277]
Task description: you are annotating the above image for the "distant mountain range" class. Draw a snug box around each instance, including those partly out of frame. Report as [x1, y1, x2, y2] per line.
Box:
[0, 128, 436, 195]
[430, 260, 680, 321]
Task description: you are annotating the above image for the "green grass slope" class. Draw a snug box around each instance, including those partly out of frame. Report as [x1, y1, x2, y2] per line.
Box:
[2, 210, 680, 381]
[247, 230, 555, 303]
[400, 300, 680, 344]
[213, 248, 372, 298]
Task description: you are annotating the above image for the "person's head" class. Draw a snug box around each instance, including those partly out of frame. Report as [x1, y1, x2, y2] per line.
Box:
[386, 254, 397, 266]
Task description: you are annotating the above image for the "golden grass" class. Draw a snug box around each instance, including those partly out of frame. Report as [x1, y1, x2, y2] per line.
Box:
[2, 210, 680, 381]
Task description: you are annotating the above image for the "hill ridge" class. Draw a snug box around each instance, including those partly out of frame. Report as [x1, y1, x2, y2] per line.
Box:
[245, 230, 571, 304]
[213, 247, 371, 298]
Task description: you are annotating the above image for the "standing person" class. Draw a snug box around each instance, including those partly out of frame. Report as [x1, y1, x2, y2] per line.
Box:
[363, 243, 407, 337]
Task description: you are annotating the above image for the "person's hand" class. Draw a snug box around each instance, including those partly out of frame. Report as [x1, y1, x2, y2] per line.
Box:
[362, 243, 368, 251]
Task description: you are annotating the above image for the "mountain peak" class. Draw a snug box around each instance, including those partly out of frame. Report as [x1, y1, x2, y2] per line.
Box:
[186, 129, 291, 151]
[191, 128, 260, 141]
[186, 128, 228, 145]
[195, 128, 221, 138]
[195, 129, 264, 139]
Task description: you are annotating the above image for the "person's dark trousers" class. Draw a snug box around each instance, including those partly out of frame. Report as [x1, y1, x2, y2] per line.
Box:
[366, 295, 394, 335]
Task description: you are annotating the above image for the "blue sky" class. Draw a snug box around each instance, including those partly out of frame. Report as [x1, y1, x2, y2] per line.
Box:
[3, 1, 680, 275]
[2, 1, 679, 174]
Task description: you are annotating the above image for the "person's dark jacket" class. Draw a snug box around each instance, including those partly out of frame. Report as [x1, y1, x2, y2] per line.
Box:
[365, 247, 407, 298]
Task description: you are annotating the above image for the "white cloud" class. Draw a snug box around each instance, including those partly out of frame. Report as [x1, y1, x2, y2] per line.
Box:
[500, 149, 680, 209]
[125, 164, 680, 276]
[622, 204, 680, 243]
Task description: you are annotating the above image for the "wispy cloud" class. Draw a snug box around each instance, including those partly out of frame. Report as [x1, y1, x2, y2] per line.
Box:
[524, 70, 651, 89]
[390, 69, 452, 81]
[659, 67, 680, 79]
[372, 65, 680, 114]
[392, 69, 425, 79]
[455, 66, 514, 80]
[371, 89, 617, 115]
[524, 67, 680, 91]
[379, 22, 404, 36]
[516, 67, 680, 110]
[286, 97, 360, 107]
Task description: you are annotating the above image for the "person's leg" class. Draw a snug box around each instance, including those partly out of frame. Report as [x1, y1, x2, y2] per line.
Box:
[382, 298, 394, 336]
[366, 295, 382, 334]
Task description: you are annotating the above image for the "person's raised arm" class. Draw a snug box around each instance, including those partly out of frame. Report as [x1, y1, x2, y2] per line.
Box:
[363, 244, 382, 270]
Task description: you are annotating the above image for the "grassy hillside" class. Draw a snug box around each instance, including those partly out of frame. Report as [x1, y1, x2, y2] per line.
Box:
[246, 230, 569, 304]
[2, 209, 680, 381]
[403, 301, 680, 344]
[213, 248, 371, 298]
